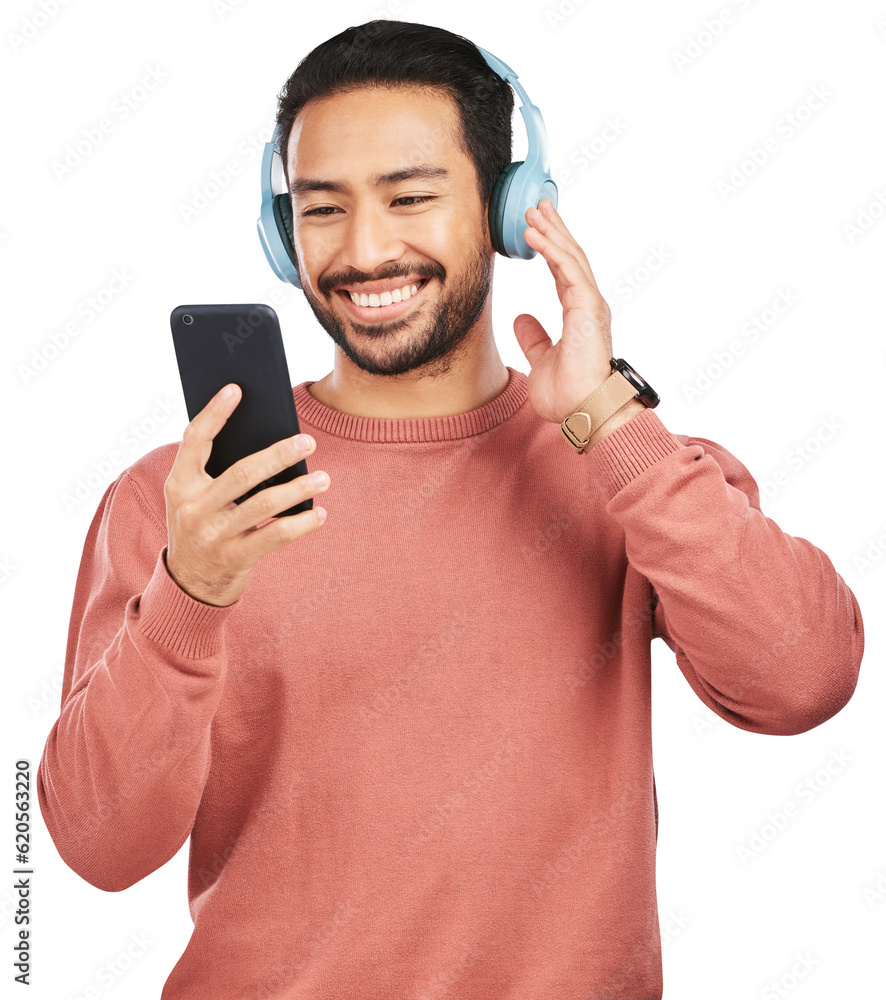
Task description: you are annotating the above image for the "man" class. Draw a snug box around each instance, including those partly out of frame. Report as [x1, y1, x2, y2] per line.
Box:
[38, 20, 863, 1000]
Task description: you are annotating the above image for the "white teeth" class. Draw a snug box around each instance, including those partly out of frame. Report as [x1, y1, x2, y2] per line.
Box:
[347, 280, 423, 307]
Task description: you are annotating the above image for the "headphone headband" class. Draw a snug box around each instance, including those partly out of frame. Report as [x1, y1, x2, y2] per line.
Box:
[256, 43, 558, 288]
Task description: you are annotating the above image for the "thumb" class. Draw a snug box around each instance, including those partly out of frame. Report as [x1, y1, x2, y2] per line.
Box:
[513, 313, 553, 369]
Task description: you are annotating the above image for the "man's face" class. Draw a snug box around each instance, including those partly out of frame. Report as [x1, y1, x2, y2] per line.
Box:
[286, 85, 495, 378]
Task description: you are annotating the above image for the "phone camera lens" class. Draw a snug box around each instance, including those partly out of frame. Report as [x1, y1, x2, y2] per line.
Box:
[183, 314, 193, 325]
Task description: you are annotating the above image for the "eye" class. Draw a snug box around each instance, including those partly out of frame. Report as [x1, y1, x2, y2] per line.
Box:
[302, 205, 340, 217]
[393, 195, 436, 207]
[301, 195, 436, 217]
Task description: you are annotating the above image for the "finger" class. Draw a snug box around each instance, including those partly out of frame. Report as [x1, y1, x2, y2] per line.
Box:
[524, 224, 603, 324]
[528, 201, 598, 290]
[528, 201, 599, 292]
[535, 197, 577, 243]
[242, 503, 328, 564]
[226, 467, 327, 540]
[513, 313, 553, 369]
[208, 429, 315, 512]
[534, 198, 585, 255]
[173, 383, 242, 483]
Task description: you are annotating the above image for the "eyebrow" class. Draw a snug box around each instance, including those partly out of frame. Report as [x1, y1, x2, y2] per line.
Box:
[289, 164, 449, 197]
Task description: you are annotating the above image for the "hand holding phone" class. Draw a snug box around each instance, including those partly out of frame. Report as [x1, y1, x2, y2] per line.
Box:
[164, 383, 330, 607]
[170, 303, 313, 516]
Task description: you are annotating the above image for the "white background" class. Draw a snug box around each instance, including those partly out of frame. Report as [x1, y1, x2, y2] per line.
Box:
[2, 0, 885, 997]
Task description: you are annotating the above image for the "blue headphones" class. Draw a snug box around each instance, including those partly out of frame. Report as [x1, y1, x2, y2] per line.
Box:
[256, 44, 558, 289]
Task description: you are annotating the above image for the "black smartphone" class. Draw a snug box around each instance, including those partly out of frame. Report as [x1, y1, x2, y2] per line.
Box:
[170, 303, 312, 518]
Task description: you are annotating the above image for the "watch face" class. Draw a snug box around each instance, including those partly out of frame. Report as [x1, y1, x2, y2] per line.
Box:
[612, 358, 660, 407]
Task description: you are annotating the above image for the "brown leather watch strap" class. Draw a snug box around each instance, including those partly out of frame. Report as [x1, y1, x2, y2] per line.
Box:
[560, 370, 639, 454]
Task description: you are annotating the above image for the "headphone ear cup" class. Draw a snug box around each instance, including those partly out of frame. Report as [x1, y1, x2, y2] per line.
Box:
[488, 162, 522, 257]
[272, 193, 302, 289]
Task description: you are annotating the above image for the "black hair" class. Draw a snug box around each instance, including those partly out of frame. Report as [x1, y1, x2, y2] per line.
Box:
[274, 20, 514, 209]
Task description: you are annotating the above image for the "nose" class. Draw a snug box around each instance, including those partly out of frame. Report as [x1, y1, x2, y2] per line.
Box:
[338, 200, 405, 278]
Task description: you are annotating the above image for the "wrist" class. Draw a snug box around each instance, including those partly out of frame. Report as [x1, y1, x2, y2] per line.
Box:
[559, 358, 660, 454]
[585, 396, 646, 449]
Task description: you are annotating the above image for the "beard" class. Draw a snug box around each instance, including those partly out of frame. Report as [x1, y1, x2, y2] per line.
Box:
[298, 237, 493, 378]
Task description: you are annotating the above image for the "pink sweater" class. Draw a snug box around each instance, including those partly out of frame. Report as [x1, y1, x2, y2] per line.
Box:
[38, 367, 863, 999]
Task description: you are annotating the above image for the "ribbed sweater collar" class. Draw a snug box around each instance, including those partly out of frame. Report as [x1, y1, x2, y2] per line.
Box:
[292, 366, 528, 444]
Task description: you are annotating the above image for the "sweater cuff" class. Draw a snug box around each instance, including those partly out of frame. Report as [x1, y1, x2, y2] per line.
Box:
[584, 407, 685, 501]
[135, 546, 238, 659]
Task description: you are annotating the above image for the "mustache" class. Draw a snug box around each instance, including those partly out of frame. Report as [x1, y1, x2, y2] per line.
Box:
[318, 261, 446, 296]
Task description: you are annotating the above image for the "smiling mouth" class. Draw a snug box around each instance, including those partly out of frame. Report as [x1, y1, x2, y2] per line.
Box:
[335, 278, 431, 321]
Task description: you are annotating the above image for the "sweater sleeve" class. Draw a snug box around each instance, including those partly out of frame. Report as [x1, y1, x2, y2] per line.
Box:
[585, 407, 864, 736]
[37, 470, 240, 891]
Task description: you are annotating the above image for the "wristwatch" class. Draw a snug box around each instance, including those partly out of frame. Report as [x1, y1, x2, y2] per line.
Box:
[560, 358, 660, 454]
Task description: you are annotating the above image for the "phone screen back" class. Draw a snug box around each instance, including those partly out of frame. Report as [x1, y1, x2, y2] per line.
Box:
[170, 303, 311, 516]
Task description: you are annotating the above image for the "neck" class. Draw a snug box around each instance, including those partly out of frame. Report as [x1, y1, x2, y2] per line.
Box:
[307, 326, 510, 420]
